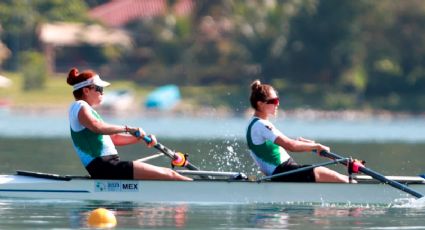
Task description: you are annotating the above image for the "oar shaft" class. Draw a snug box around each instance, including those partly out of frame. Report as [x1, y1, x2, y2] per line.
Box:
[321, 151, 424, 199]
[358, 166, 423, 198]
[136, 153, 164, 162]
[143, 136, 201, 171]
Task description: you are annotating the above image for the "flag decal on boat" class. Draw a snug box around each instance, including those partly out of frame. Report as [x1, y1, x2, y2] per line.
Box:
[95, 181, 139, 192]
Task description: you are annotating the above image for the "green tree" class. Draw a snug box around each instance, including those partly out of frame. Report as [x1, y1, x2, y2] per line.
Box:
[364, 1, 425, 94]
[20, 51, 47, 91]
[0, 0, 90, 70]
[284, 0, 371, 84]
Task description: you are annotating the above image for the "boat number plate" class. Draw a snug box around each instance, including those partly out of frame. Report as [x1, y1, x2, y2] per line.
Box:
[94, 181, 140, 192]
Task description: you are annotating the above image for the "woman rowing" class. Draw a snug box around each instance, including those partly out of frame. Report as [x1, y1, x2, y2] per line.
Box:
[67, 68, 191, 181]
[246, 80, 351, 183]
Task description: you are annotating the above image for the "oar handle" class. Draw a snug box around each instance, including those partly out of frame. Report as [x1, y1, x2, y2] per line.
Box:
[141, 135, 156, 146]
[142, 135, 151, 143]
[134, 130, 152, 143]
[135, 131, 159, 147]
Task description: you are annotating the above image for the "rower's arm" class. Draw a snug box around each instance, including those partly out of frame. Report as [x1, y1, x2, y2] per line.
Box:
[274, 135, 330, 153]
[78, 106, 156, 147]
[78, 106, 125, 135]
[110, 134, 140, 146]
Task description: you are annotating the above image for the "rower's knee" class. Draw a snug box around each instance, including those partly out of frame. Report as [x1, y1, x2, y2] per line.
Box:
[164, 168, 181, 178]
[164, 168, 192, 181]
[314, 166, 349, 183]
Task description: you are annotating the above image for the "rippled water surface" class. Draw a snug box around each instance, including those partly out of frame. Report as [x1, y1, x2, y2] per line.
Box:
[2, 112, 425, 229]
[1, 199, 425, 229]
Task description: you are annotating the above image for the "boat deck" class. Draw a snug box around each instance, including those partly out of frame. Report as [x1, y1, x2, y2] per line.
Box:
[0, 170, 424, 204]
[13, 170, 425, 184]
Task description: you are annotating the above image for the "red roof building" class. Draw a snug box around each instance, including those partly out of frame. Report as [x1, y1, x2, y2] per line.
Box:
[89, 0, 195, 27]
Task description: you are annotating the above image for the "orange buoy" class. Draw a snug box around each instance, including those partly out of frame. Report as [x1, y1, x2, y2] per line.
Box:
[87, 208, 117, 228]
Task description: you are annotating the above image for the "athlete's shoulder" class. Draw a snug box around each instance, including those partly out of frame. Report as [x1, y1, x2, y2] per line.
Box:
[70, 100, 88, 109]
[254, 118, 275, 131]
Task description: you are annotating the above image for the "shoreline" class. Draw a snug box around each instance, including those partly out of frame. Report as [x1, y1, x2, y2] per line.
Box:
[280, 108, 425, 121]
[2, 105, 425, 142]
[4, 104, 425, 121]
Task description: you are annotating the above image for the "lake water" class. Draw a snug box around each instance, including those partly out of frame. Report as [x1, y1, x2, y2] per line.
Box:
[2, 200, 425, 229]
[1, 111, 425, 142]
[1, 111, 425, 229]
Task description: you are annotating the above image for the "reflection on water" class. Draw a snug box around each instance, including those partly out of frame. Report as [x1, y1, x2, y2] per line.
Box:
[251, 208, 290, 229]
[131, 204, 188, 228]
[1, 199, 425, 229]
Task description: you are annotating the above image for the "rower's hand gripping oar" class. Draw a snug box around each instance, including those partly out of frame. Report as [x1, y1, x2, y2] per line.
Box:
[135, 131, 201, 171]
[318, 150, 424, 199]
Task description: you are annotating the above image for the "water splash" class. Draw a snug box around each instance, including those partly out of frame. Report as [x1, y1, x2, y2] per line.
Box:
[199, 137, 259, 176]
[391, 197, 425, 208]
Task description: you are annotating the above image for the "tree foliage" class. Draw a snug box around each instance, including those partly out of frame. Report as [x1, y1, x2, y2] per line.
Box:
[2, 0, 425, 110]
[20, 51, 47, 91]
[0, 0, 90, 70]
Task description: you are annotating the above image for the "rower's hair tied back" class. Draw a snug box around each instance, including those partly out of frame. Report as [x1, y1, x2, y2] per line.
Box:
[251, 80, 261, 91]
[67, 68, 80, 86]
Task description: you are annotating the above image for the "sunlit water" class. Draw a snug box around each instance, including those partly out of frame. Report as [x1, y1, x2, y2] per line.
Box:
[2, 112, 425, 229]
[1, 199, 425, 229]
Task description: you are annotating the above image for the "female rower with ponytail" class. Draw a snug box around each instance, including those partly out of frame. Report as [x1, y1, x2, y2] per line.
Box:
[67, 68, 191, 181]
[246, 80, 352, 183]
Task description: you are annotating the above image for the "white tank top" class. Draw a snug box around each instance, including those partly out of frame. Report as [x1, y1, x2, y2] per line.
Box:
[68, 100, 118, 167]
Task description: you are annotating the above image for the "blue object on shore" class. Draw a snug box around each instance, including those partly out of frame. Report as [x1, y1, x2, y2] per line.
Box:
[145, 85, 181, 110]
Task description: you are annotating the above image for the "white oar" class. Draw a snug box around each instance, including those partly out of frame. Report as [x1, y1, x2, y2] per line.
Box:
[136, 153, 164, 162]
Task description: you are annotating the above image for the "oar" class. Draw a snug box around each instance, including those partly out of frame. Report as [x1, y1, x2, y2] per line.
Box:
[319, 150, 424, 199]
[140, 135, 201, 171]
[136, 153, 164, 162]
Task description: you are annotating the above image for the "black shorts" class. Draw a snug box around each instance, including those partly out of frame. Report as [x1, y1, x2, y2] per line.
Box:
[271, 158, 316, 182]
[85, 155, 134, 179]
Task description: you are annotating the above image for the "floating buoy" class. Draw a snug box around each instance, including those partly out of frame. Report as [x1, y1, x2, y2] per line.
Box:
[87, 208, 117, 228]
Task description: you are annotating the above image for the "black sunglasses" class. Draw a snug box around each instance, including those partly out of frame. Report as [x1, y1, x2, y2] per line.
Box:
[90, 85, 104, 94]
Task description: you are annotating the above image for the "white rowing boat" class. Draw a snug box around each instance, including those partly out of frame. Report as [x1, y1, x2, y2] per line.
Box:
[0, 170, 425, 205]
[2, 141, 423, 205]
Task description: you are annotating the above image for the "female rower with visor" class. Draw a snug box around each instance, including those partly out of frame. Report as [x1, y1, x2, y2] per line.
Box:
[246, 80, 351, 183]
[67, 68, 191, 181]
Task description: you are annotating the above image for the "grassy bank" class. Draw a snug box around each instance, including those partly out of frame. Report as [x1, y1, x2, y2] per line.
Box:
[1, 72, 424, 115]
[0, 72, 250, 114]
[0, 72, 152, 107]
